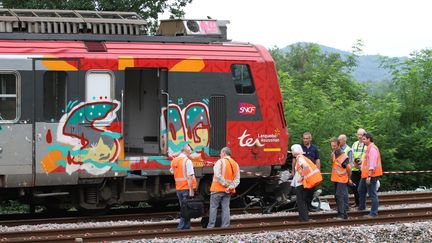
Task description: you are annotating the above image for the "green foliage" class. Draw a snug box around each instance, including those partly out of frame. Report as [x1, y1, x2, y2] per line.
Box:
[1, 0, 96, 10]
[273, 43, 432, 192]
[0, 200, 30, 214]
[381, 49, 432, 188]
[0, 0, 193, 33]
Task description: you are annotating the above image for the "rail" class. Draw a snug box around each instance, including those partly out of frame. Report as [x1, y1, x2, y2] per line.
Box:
[1, 206, 431, 242]
[0, 191, 431, 227]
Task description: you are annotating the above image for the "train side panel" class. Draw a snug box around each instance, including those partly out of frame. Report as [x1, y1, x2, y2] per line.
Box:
[0, 41, 288, 208]
[0, 58, 33, 189]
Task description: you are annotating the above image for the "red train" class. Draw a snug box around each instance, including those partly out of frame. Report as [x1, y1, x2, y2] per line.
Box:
[0, 9, 288, 211]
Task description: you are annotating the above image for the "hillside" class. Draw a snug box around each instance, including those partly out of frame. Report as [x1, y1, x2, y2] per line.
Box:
[282, 43, 405, 82]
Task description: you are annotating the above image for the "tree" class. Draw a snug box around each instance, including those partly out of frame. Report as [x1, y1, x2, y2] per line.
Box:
[0, 0, 193, 33]
[272, 43, 432, 192]
[272, 43, 367, 193]
[381, 49, 432, 188]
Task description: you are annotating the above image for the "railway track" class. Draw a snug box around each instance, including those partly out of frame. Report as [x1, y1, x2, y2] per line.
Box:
[324, 191, 432, 207]
[2, 206, 432, 242]
[0, 191, 431, 227]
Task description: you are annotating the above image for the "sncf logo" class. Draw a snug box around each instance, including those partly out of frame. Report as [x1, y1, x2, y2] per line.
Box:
[238, 102, 256, 115]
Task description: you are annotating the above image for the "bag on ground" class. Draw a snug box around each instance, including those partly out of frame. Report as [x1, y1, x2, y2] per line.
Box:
[181, 198, 204, 218]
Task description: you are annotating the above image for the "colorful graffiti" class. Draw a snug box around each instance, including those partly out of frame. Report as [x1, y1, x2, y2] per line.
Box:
[41, 99, 123, 175]
[162, 102, 210, 162]
[41, 99, 211, 175]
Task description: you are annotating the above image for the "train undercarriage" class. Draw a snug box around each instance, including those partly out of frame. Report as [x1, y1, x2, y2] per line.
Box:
[0, 168, 321, 215]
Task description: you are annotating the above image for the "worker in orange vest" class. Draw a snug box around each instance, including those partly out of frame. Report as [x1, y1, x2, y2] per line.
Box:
[358, 133, 383, 217]
[170, 145, 197, 229]
[330, 138, 353, 220]
[207, 147, 240, 228]
[291, 144, 322, 222]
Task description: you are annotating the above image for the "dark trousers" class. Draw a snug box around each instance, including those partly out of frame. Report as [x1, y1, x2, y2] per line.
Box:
[176, 190, 191, 229]
[334, 182, 349, 218]
[358, 177, 379, 216]
[349, 170, 361, 206]
[295, 185, 309, 221]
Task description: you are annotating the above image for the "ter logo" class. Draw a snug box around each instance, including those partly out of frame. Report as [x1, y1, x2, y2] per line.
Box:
[238, 102, 256, 115]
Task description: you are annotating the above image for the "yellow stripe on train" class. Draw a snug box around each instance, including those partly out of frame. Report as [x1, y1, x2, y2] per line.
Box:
[263, 148, 281, 152]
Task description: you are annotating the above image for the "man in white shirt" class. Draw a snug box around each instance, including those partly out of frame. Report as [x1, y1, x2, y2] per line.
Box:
[291, 144, 310, 222]
[170, 145, 196, 229]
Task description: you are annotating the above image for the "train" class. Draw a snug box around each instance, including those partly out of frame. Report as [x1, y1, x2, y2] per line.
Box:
[0, 8, 289, 212]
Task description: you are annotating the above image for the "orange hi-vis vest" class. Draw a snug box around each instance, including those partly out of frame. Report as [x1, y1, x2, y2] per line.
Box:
[171, 156, 197, 190]
[296, 155, 323, 189]
[210, 157, 239, 193]
[331, 151, 349, 183]
[361, 143, 383, 178]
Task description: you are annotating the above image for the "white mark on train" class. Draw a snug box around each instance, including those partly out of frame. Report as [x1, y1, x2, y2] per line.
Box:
[238, 130, 264, 147]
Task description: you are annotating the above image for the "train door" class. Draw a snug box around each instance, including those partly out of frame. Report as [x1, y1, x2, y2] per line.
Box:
[123, 68, 168, 158]
[33, 59, 80, 186]
[0, 70, 33, 188]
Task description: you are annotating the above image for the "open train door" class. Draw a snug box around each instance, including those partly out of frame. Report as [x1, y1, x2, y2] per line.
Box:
[33, 58, 80, 187]
[123, 68, 168, 158]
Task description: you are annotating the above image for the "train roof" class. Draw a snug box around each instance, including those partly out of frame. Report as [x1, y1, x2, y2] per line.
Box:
[0, 39, 269, 62]
[0, 9, 229, 43]
[0, 9, 272, 62]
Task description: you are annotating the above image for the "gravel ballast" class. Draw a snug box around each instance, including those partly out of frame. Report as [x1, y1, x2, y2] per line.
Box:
[1, 203, 432, 233]
[130, 221, 432, 243]
[1, 190, 432, 242]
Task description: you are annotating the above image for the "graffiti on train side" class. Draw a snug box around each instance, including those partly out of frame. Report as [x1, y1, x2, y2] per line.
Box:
[41, 99, 123, 175]
[41, 100, 211, 175]
[162, 102, 210, 160]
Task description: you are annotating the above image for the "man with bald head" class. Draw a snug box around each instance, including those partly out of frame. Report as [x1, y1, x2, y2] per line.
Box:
[171, 145, 197, 229]
[350, 128, 367, 207]
[338, 134, 353, 165]
[207, 147, 240, 228]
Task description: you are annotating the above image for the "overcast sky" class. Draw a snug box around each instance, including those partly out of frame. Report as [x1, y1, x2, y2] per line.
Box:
[175, 0, 432, 57]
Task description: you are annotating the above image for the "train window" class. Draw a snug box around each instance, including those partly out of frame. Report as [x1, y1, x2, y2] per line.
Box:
[231, 64, 255, 94]
[43, 71, 67, 122]
[85, 71, 114, 101]
[0, 73, 18, 122]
